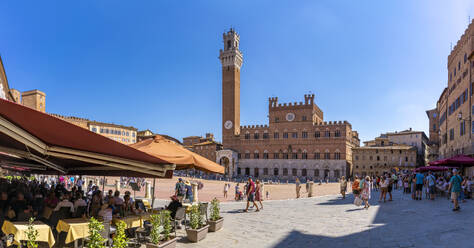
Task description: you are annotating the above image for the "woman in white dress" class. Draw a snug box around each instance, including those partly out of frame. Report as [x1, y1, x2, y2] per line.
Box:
[361, 176, 371, 209]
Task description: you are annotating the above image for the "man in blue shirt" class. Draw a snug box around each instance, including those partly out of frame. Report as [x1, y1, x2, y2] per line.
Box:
[448, 169, 463, 211]
[415, 172, 424, 200]
[426, 171, 436, 200]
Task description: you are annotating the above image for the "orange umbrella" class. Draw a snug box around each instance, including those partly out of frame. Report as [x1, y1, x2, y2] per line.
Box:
[130, 135, 224, 174]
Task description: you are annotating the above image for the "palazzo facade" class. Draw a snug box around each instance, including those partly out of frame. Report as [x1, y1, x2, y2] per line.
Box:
[216, 29, 360, 181]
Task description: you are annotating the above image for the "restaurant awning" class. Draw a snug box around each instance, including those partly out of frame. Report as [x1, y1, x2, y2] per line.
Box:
[0, 98, 175, 178]
[414, 166, 451, 172]
[130, 135, 225, 174]
[429, 155, 474, 167]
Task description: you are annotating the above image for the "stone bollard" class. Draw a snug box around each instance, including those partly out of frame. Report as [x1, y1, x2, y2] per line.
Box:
[145, 181, 151, 199]
[308, 181, 314, 197]
[115, 180, 120, 192]
[191, 182, 198, 203]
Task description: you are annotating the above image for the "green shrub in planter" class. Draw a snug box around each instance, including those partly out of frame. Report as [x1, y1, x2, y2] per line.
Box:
[149, 214, 164, 245]
[208, 198, 224, 232]
[112, 220, 128, 248]
[26, 217, 39, 248]
[210, 198, 221, 221]
[189, 205, 205, 230]
[87, 217, 106, 248]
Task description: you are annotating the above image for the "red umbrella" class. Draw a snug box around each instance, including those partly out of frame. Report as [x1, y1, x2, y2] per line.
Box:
[414, 166, 451, 172]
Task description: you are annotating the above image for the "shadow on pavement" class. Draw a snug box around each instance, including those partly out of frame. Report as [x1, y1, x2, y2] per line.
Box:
[270, 191, 474, 248]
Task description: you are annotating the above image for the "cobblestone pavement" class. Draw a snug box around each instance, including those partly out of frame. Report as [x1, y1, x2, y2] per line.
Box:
[165, 189, 473, 248]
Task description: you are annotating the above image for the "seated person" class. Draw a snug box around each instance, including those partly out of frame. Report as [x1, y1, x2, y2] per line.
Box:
[0, 192, 9, 216]
[98, 204, 113, 223]
[122, 195, 137, 215]
[9, 192, 32, 220]
[44, 191, 59, 209]
[113, 190, 124, 206]
[104, 189, 114, 203]
[73, 192, 87, 211]
[166, 195, 182, 219]
[54, 193, 74, 213]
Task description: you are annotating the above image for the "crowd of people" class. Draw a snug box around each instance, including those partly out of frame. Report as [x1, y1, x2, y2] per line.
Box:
[342, 169, 473, 211]
[0, 176, 150, 230]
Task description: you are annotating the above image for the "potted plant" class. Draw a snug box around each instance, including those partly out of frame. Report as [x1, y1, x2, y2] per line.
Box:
[186, 204, 209, 243]
[87, 217, 106, 248]
[208, 198, 223, 232]
[26, 217, 39, 248]
[112, 220, 128, 248]
[146, 211, 178, 248]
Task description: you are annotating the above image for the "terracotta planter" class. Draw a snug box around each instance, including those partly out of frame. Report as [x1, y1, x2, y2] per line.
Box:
[146, 236, 178, 248]
[207, 217, 224, 232]
[186, 225, 209, 243]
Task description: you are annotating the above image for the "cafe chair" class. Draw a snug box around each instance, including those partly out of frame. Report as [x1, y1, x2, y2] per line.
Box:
[199, 202, 209, 222]
[75, 206, 87, 218]
[172, 207, 187, 238]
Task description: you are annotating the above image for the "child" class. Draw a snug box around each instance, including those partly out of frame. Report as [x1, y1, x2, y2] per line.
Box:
[266, 190, 270, 200]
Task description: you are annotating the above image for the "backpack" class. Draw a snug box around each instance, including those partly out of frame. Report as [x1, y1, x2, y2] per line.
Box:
[177, 183, 186, 195]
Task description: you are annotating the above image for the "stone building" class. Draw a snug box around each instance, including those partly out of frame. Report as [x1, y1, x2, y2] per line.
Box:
[183, 133, 223, 163]
[352, 143, 417, 177]
[431, 21, 474, 158]
[426, 108, 440, 162]
[216, 29, 360, 180]
[50, 114, 138, 144]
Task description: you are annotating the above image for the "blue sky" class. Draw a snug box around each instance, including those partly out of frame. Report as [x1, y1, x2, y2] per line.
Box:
[1, 0, 474, 142]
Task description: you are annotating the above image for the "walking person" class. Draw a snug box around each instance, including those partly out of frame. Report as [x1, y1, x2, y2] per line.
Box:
[340, 176, 348, 199]
[175, 178, 186, 202]
[379, 175, 389, 202]
[255, 180, 263, 209]
[448, 169, 463, 211]
[387, 174, 393, 201]
[415, 171, 424, 200]
[244, 178, 259, 212]
[224, 183, 229, 199]
[352, 176, 361, 198]
[295, 178, 301, 198]
[235, 183, 241, 201]
[361, 176, 371, 209]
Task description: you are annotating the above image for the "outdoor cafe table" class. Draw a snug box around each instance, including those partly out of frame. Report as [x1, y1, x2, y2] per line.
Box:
[114, 215, 142, 229]
[1, 220, 55, 247]
[56, 218, 89, 246]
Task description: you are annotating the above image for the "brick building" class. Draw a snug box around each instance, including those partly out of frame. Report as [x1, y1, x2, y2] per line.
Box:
[183, 133, 223, 163]
[216, 29, 360, 180]
[431, 21, 474, 159]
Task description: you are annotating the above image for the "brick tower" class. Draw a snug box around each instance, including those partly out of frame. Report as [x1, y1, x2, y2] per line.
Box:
[219, 28, 243, 145]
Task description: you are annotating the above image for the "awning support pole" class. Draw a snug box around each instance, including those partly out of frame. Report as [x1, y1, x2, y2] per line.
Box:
[152, 178, 156, 209]
[102, 175, 105, 193]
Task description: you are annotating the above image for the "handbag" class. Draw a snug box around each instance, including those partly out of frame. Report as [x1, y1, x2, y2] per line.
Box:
[354, 196, 363, 206]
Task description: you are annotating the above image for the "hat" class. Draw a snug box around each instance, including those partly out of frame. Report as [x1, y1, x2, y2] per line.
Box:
[185, 180, 191, 186]
[453, 168, 458, 173]
[178, 178, 183, 182]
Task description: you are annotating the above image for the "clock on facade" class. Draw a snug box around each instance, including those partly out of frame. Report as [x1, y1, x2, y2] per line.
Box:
[286, 113, 295, 121]
[224, 120, 233, 129]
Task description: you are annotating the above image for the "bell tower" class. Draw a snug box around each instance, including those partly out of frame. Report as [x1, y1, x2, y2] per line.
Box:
[219, 28, 243, 144]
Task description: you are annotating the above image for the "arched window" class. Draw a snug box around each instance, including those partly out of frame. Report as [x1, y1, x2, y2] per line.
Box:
[302, 151, 308, 159]
[254, 132, 260, 139]
[314, 169, 319, 177]
[244, 151, 250, 159]
[254, 151, 259, 159]
[292, 168, 297, 176]
[283, 168, 288, 176]
[263, 151, 269, 159]
[292, 152, 298, 159]
[244, 133, 250, 139]
[283, 151, 289, 159]
[263, 168, 268, 175]
[314, 131, 320, 138]
[335, 130, 341, 137]
[274, 168, 279, 176]
[302, 169, 307, 177]
[324, 150, 331, 159]
[334, 152, 341, 160]
[245, 168, 250, 176]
